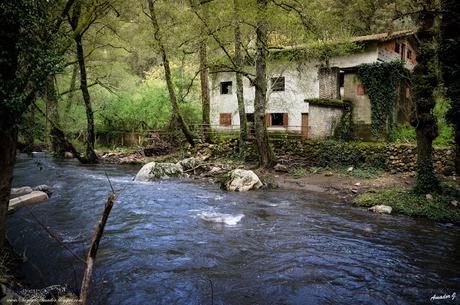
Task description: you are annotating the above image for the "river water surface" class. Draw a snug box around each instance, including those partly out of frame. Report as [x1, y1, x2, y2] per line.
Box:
[8, 155, 460, 305]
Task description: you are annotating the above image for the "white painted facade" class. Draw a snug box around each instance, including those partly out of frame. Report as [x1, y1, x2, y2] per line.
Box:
[210, 38, 412, 137]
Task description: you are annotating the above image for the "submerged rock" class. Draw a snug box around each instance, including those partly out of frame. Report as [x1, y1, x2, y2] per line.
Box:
[368, 205, 392, 214]
[33, 184, 53, 196]
[134, 162, 183, 181]
[198, 212, 244, 225]
[9, 191, 49, 213]
[223, 169, 262, 192]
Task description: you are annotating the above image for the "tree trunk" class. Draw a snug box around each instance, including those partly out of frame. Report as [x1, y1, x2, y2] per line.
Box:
[66, 63, 78, 112]
[75, 35, 98, 163]
[234, 0, 249, 145]
[410, 1, 439, 193]
[440, 0, 460, 175]
[199, 1, 212, 143]
[44, 76, 65, 156]
[254, 0, 275, 168]
[0, 1, 20, 248]
[0, 115, 18, 249]
[148, 0, 195, 147]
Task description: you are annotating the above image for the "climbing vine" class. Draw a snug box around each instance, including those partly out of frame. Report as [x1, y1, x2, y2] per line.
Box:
[357, 61, 406, 138]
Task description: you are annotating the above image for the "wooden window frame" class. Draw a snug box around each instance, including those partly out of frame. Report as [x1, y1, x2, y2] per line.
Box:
[219, 113, 232, 126]
[266, 113, 288, 127]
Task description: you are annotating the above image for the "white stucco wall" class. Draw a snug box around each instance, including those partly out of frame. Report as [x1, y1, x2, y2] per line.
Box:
[308, 105, 344, 139]
[209, 44, 378, 135]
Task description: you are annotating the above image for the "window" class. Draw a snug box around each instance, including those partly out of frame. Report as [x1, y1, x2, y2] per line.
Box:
[339, 71, 345, 88]
[267, 113, 288, 127]
[246, 113, 254, 122]
[357, 84, 365, 95]
[220, 81, 232, 95]
[394, 42, 400, 54]
[219, 113, 232, 126]
[270, 77, 285, 92]
[407, 49, 412, 60]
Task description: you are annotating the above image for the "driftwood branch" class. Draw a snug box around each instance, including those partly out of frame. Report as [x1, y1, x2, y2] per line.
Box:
[79, 191, 116, 305]
[27, 211, 87, 265]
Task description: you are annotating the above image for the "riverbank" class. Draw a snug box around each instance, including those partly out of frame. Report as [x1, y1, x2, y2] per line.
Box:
[94, 142, 460, 223]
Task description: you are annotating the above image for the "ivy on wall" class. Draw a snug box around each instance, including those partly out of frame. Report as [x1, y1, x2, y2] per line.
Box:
[357, 61, 406, 137]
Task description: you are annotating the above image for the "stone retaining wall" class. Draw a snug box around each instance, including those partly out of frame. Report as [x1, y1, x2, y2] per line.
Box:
[271, 139, 456, 176]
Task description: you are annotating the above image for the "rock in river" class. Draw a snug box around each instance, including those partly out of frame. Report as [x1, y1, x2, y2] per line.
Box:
[135, 162, 183, 181]
[9, 191, 49, 213]
[223, 169, 263, 192]
[368, 205, 392, 214]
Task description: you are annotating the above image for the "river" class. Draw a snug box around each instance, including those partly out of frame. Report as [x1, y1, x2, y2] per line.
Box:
[7, 154, 460, 304]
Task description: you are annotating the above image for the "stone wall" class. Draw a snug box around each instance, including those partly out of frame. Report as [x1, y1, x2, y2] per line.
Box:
[318, 67, 340, 99]
[271, 140, 456, 176]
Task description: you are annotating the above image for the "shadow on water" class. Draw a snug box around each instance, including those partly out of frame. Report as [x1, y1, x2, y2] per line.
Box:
[7, 154, 460, 305]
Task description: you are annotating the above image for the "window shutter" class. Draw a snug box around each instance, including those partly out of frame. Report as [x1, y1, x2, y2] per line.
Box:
[283, 113, 288, 127]
[357, 84, 365, 95]
[265, 113, 271, 127]
[219, 113, 232, 126]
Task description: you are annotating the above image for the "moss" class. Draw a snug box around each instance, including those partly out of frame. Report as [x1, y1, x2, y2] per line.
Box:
[305, 98, 351, 108]
[291, 167, 307, 178]
[353, 187, 460, 222]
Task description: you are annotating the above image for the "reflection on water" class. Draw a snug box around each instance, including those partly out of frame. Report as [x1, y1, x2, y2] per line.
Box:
[8, 155, 460, 305]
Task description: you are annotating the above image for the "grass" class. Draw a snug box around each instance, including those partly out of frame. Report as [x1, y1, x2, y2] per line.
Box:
[353, 185, 460, 222]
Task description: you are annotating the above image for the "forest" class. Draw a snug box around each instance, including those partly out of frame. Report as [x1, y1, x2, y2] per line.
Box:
[1, 0, 460, 304]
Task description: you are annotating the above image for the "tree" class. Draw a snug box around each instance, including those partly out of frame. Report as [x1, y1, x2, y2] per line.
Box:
[198, 0, 212, 143]
[147, 0, 195, 147]
[68, 0, 112, 163]
[410, 0, 440, 193]
[0, 0, 74, 248]
[234, 0, 249, 144]
[254, 0, 275, 168]
[440, 0, 460, 175]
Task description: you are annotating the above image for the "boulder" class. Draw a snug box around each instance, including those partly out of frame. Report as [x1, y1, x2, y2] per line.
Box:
[9, 191, 49, 213]
[368, 205, 392, 214]
[134, 162, 183, 181]
[176, 157, 202, 172]
[274, 163, 289, 173]
[33, 184, 53, 196]
[64, 151, 74, 159]
[10, 186, 33, 198]
[223, 169, 262, 192]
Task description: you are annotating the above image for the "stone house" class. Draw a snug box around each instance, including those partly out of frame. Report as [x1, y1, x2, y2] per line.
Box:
[209, 30, 417, 140]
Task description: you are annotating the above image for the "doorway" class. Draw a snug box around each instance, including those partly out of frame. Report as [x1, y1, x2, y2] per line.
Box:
[301, 113, 309, 139]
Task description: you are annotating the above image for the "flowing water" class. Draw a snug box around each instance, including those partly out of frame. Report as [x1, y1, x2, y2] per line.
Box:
[7, 155, 460, 305]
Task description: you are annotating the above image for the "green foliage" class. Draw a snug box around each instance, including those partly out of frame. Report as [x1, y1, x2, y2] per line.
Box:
[391, 98, 454, 147]
[291, 167, 307, 178]
[346, 166, 384, 178]
[354, 187, 460, 222]
[390, 124, 416, 144]
[305, 98, 350, 108]
[357, 61, 406, 138]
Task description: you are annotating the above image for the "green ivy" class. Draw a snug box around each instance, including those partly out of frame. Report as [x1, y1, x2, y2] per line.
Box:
[357, 61, 406, 138]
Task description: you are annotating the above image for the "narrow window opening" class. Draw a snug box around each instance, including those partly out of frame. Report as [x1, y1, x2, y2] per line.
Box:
[220, 81, 232, 95]
[271, 77, 285, 92]
[394, 42, 400, 54]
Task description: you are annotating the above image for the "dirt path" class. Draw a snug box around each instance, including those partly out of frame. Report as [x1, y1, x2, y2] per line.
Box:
[265, 171, 415, 203]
